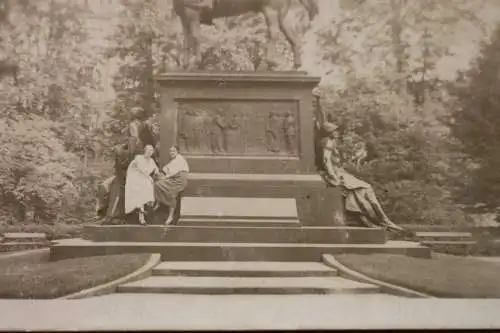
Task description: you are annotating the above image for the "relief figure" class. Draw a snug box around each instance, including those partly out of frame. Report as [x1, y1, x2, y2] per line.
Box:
[265, 111, 282, 153]
[282, 111, 297, 154]
[209, 112, 227, 153]
[178, 109, 203, 152]
[223, 113, 242, 154]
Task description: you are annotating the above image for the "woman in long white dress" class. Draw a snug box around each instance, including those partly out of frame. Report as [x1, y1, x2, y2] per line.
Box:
[125, 145, 159, 225]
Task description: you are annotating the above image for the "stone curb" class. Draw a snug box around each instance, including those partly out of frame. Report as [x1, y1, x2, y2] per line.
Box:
[59, 253, 162, 300]
[321, 254, 434, 298]
[0, 247, 49, 260]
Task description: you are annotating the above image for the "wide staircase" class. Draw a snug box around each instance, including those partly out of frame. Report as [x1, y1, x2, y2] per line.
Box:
[116, 261, 382, 295]
[51, 195, 429, 297]
[51, 197, 429, 262]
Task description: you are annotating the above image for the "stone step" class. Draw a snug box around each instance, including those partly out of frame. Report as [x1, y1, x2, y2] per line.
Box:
[152, 261, 338, 277]
[0, 242, 48, 253]
[415, 232, 474, 242]
[2, 232, 47, 243]
[178, 218, 300, 227]
[50, 239, 431, 261]
[184, 173, 326, 198]
[421, 240, 476, 256]
[181, 197, 298, 220]
[117, 276, 380, 295]
[83, 225, 386, 244]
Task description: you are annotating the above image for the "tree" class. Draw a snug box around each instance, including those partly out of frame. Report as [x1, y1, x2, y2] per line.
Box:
[451, 23, 500, 211]
[315, 74, 472, 227]
[305, 0, 488, 99]
[0, 0, 106, 223]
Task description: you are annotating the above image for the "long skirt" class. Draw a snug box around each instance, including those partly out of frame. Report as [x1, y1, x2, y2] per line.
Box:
[154, 172, 188, 207]
[96, 176, 113, 218]
[125, 169, 155, 214]
[323, 170, 382, 224]
[106, 175, 126, 218]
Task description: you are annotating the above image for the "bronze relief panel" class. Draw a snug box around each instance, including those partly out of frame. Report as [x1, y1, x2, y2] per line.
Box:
[176, 99, 300, 156]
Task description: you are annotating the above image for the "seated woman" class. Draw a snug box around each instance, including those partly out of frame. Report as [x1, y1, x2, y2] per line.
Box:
[153, 145, 189, 225]
[320, 122, 407, 235]
[124, 145, 159, 225]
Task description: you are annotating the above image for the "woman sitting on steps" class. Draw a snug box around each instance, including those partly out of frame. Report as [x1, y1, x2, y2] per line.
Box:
[124, 145, 159, 225]
[153, 145, 190, 225]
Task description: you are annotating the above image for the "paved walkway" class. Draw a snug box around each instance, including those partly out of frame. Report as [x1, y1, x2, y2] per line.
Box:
[471, 256, 500, 264]
[0, 294, 499, 330]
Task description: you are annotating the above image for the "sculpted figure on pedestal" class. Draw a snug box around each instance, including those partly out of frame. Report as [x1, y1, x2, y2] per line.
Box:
[266, 111, 282, 153]
[172, 0, 319, 70]
[209, 112, 227, 153]
[282, 111, 297, 154]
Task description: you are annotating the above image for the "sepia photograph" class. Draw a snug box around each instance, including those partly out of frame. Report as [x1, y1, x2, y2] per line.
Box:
[0, 0, 500, 330]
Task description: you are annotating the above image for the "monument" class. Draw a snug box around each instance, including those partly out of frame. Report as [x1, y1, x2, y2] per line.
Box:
[156, 71, 343, 227]
[51, 0, 430, 262]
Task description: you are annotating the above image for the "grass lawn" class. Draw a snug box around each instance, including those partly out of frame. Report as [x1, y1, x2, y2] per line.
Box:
[0, 250, 151, 299]
[335, 253, 500, 298]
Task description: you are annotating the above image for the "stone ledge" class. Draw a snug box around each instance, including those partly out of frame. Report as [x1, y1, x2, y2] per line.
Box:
[188, 173, 323, 182]
[50, 239, 431, 261]
[181, 197, 298, 219]
[155, 71, 320, 85]
[83, 225, 387, 244]
[117, 275, 380, 295]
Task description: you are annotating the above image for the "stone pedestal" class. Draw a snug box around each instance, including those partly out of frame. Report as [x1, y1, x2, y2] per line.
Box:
[49, 72, 434, 262]
[155, 71, 343, 227]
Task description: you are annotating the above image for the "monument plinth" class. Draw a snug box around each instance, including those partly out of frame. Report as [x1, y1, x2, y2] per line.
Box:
[156, 71, 342, 227]
[157, 72, 319, 173]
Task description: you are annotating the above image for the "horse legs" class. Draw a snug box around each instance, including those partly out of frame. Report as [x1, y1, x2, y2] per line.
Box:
[188, 15, 202, 69]
[262, 6, 281, 70]
[277, 7, 302, 69]
[181, 9, 202, 70]
[180, 19, 192, 69]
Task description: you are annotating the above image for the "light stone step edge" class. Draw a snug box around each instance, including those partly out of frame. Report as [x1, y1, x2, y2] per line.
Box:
[321, 254, 433, 298]
[59, 253, 162, 300]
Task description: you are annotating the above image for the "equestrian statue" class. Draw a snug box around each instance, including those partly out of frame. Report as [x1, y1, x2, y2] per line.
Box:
[173, 0, 319, 70]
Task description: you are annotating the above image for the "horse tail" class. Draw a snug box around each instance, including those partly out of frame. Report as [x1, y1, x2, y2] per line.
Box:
[298, 0, 318, 20]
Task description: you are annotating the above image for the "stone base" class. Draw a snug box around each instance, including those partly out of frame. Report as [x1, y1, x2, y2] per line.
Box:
[50, 239, 431, 261]
[184, 173, 343, 227]
[83, 225, 387, 244]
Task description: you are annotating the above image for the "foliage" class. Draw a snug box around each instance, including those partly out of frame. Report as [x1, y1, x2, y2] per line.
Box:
[0, 117, 88, 222]
[450, 23, 500, 211]
[319, 76, 471, 226]
[1, 0, 499, 230]
[0, 0, 107, 224]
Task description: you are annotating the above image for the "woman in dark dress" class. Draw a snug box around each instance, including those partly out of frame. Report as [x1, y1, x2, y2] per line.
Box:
[96, 143, 130, 224]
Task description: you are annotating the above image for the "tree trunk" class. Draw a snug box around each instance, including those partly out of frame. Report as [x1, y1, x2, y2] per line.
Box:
[143, 32, 155, 118]
[389, 0, 406, 93]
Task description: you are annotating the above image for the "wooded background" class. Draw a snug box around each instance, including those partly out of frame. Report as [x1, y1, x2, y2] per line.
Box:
[1, 0, 500, 230]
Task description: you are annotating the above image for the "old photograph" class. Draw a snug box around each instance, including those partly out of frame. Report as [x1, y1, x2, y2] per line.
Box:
[0, 0, 500, 330]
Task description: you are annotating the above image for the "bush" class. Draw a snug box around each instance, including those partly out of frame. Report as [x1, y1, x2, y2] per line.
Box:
[0, 117, 112, 226]
[318, 77, 471, 227]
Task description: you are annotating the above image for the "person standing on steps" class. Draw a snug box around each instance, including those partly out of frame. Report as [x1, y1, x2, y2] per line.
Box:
[153, 145, 190, 225]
